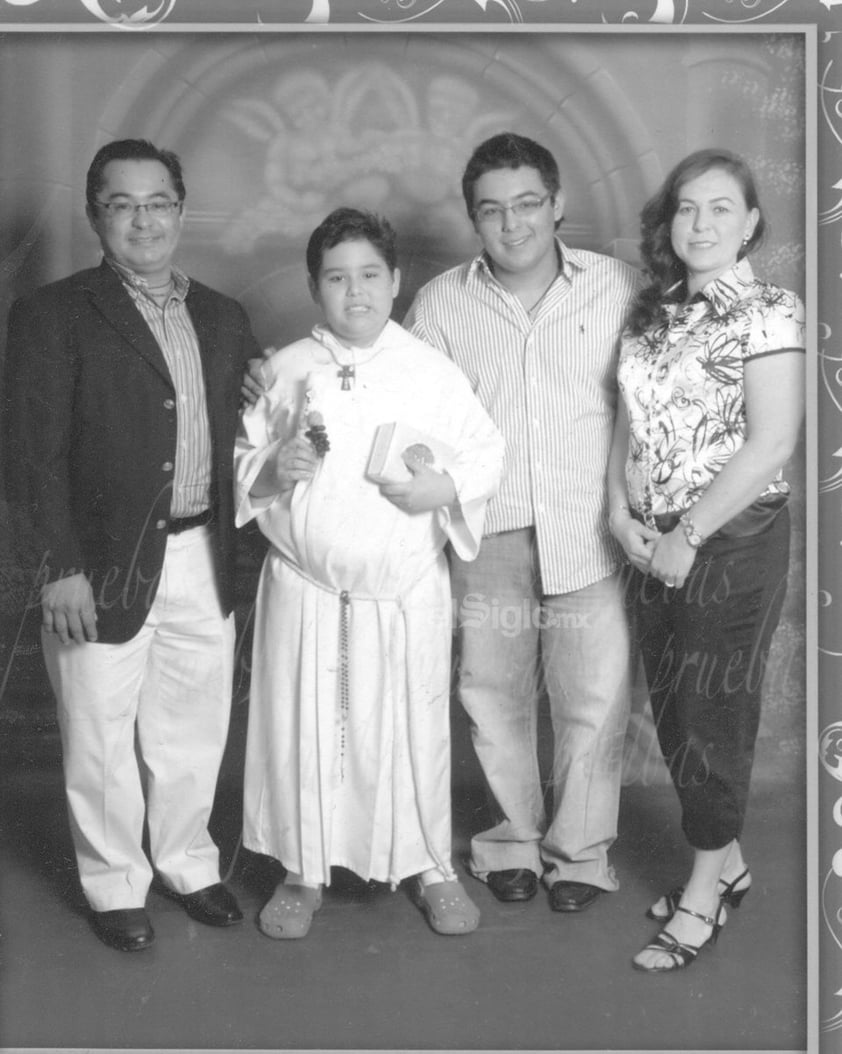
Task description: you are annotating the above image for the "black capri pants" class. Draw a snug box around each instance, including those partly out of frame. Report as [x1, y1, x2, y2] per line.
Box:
[630, 505, 790, 851]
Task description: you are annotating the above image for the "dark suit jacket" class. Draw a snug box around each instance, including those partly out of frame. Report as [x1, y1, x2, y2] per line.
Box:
[2, 260, 261, 643]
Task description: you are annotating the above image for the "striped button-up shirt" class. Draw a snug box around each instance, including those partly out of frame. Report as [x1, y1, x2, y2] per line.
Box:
[404, 241, 641, 595]
[110, 260, 213, 517]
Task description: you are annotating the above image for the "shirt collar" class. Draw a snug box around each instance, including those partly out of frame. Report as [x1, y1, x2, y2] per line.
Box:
[107, 257, 190, 302]
[470, 236, 579, 286]
[311, 319, 393, 357]
[692, 257, 757, 316]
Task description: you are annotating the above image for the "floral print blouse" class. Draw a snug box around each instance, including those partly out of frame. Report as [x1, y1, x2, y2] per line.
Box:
[617, 258, 805, 524]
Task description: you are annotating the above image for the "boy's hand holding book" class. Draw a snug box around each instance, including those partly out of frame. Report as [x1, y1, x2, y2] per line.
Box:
[379, 452, 457, 515]
[366, 422, 457, 514]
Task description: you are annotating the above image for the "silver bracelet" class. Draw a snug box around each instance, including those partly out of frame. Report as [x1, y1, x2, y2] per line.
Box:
[679, 511, 705, 548]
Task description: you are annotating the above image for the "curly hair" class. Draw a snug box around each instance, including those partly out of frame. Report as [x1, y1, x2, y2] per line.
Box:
[306, 207, 397, 282]
[626, 148, 766, 336]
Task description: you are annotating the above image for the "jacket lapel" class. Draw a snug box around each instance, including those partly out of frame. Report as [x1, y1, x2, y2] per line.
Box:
[186, 282, 225, 433]
[83, 260, 174, 386]
[187, 283, 219, 374]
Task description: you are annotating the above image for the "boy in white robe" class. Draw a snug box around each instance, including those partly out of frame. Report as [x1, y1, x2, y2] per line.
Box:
[235, 207, 505, 938]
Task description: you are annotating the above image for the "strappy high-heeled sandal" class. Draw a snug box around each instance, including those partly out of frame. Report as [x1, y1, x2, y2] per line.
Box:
[646, 885, 684, 922]
[633, 902, 726, 973]
[646, 867, 752, 921]
[717, 867, 752, 908]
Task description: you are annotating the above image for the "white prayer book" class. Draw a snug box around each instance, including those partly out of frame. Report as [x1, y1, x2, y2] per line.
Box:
[365, 422, 455, 484]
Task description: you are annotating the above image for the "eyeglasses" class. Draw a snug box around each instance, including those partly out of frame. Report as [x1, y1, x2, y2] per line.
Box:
[473, 193, 552, 225]
[95, 200, 181, 218]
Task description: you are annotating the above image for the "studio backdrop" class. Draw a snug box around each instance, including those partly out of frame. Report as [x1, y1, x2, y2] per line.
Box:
[0, 28, 807, 785]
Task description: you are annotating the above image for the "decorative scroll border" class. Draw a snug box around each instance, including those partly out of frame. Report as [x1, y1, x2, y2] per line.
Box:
[0, 1, 831, 1052]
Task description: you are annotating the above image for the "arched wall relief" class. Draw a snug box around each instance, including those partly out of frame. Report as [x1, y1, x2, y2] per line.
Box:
[91, 33, 668, 342]
[0, 32, 801, 348]
[81, 31, 798, 347]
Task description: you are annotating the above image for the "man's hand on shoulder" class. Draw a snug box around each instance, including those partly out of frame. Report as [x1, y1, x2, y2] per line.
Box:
[42, 573, 98, 645]
[241, 346, 275, 407]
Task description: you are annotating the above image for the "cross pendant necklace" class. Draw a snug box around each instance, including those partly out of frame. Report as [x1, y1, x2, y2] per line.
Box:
[337, 364, 355, 391]
[321, 332, 384, 390]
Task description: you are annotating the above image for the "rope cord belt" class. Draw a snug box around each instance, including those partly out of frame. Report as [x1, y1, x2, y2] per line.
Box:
[279, 558, 408, 781]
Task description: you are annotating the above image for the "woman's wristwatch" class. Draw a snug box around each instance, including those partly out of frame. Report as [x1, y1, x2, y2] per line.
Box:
[679, 511, 705, 548]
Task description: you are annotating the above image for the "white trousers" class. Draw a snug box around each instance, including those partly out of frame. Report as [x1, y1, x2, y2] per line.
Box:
[42, 526, 236, 912]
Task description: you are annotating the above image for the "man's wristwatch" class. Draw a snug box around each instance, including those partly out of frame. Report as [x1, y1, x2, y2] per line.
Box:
[679, 512, 705, 549]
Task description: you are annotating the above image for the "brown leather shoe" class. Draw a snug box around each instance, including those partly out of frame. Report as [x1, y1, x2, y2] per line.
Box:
[549, 880, 601, 912]
[168, 882, 243, 926]
[90, 908, 154, 951]
[486, 868, 538, 902]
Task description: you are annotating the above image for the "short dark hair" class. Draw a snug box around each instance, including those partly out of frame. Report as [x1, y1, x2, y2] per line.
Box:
[86, 139, 186, 210]
[627, 147, 766, 335]
[461, 132, 561, 217]
[306, 207, 397, 282]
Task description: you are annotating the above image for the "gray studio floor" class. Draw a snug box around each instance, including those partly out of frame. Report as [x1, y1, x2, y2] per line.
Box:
[0, 699, 808, 1053]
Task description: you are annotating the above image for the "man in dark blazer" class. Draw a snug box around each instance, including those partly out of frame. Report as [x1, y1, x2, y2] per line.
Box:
[3, 139, 261, 951]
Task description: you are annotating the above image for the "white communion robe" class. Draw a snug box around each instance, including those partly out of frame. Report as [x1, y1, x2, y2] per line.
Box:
[235, 321, 505, 887]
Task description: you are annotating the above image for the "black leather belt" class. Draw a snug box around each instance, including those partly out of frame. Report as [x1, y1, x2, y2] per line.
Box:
[168, 508, 215, 533]
[630, 508, 682, 532]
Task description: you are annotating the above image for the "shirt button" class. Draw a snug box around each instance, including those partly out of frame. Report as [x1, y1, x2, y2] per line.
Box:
[163, 398, 175, 410]
[155, 519, 167, 530]
[162, 462, 173, 472]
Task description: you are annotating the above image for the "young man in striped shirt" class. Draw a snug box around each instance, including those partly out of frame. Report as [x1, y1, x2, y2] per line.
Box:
[403, 132, 641, 914]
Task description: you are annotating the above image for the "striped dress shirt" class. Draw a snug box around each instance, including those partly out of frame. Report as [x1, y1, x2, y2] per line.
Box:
[111, 261, 213, 517]
[404, 241, 641, 595]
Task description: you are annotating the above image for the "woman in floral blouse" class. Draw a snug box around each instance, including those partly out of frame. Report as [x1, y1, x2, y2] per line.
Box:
[607, 148, 805, 973]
